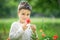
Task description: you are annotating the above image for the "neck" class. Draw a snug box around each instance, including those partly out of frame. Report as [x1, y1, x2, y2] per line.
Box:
[20, 20, 24, 24]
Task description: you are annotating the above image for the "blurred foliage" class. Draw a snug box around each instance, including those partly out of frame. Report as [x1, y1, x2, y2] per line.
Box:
[0, 0, 60, 18]
[0, 18, 60, 40]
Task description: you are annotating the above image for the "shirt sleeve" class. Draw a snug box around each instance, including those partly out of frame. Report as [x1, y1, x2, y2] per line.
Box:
[9, 22, 24, 40]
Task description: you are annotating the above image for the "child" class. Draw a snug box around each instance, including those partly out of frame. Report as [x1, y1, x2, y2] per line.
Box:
[9, 1, 38, 40]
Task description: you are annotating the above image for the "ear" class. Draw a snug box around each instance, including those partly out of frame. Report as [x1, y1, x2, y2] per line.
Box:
[18, 10, 21, 13]
[18, 11, 20, 16]
[18, 12, 20, 17]
[18, 11, 20, 14]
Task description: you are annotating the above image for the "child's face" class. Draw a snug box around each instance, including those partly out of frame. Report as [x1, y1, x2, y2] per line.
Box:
[18, 9, 31, 23]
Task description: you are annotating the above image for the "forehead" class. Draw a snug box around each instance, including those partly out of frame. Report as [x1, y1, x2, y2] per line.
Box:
[19, 9, 31, 14]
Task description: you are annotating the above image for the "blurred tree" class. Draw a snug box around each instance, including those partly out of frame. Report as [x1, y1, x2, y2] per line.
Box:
[29, 0, 60, 17]
[0, 0, 18, 18]
[0, 0, 60, 18]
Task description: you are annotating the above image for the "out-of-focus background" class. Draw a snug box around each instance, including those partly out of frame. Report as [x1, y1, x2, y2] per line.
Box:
[0, 0, 60, 40]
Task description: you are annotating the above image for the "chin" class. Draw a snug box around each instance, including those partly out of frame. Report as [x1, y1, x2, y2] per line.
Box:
[22, 20, 25, 22]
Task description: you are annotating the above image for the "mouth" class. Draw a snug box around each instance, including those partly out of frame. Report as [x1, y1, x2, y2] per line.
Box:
[23, 18, 26, 20]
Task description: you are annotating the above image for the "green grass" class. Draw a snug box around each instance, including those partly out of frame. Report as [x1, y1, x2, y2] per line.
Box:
[0, 17, 60, 40]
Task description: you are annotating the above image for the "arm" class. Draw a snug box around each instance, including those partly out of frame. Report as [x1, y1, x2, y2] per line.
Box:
[9, 22, 24, 40]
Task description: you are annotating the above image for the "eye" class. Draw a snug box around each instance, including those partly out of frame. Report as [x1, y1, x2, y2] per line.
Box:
[22, 13, 25, 15]
[27, 14, 30, 16]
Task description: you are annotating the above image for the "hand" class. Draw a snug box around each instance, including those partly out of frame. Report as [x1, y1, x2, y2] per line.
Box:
[31, 24, 36, 33]
[7, 38, 10, 40]
[22, 23, 28, 31]
[36, 37, 39, 40]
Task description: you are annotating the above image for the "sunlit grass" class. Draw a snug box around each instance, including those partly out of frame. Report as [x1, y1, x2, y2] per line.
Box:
[0, 17, 60, 40]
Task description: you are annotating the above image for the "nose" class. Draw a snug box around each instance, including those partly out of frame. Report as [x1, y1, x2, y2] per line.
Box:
[24, 15, 28, 19]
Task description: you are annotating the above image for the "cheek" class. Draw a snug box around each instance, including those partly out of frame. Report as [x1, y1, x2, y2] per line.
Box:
[18, 14, 23, 18]
[18, 14, 20, 18]
[27, 15, 30, 18]
[20, 15, 24, 18]
[28, 15, 30, 18]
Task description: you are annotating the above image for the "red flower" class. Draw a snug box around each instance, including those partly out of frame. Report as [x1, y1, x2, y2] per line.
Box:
[26, 18, 30, 24]
[42, 33, 46, 37]
[53, 35, 58, 40]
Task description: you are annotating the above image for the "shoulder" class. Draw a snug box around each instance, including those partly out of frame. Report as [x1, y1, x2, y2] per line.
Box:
[10, 21, 19, 29]
[11, 22, 17, 25]
[11, 21, 19, 27]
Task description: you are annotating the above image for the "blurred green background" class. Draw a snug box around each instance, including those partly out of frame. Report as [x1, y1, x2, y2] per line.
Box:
[0, 0, 60, 40]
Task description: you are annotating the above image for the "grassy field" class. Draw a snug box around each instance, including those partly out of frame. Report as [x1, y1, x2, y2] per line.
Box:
[0, 17, 60, 40]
